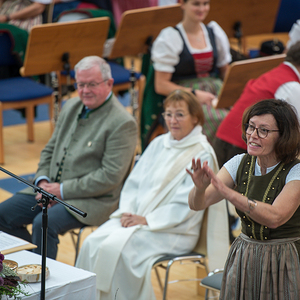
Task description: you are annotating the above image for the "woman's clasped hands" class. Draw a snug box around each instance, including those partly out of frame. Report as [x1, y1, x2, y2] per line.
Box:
[120, 213, 147, 227]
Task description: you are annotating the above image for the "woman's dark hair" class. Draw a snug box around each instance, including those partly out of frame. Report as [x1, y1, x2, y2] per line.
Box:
[241, 99, 300, 164]
[163, 89, 205, 126]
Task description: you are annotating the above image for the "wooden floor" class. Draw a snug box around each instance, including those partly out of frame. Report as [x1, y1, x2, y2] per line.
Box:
[0, 120, 208, 300]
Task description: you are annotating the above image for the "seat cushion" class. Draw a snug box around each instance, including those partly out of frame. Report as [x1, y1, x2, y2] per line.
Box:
[201, 272, 223, 290]
[108, 61, 142, 84]
[0, 77, 53, 102]
[153, 251, 204, 265]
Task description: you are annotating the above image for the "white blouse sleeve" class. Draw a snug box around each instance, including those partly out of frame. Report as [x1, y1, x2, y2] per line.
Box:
[223, 153, 300, 185]
[151, 26, 184, 73]
[223, 153, 245, 184]
[287, 19, 300, 50]
[286, 163, 300, 183]
[207, 21, 232, 68]
[275, 82, 300, 121]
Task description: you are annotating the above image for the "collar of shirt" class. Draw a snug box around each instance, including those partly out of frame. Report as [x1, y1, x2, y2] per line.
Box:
[79, 91, 113, 119]
[283, 61, 300, 81]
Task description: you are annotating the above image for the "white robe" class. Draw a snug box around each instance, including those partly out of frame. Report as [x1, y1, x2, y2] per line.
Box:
[76, 126, 229, 300]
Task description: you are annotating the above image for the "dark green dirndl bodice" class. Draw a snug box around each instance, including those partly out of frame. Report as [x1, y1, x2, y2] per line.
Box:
[235, 154, 300, 255]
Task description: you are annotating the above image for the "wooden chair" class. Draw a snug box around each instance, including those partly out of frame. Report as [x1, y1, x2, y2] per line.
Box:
[216, 54, 286, 109]
[0, 31, 54, 165]
[68, 224, 95, 265]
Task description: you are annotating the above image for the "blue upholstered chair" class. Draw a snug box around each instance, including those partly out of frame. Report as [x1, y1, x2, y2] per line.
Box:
[0, 30, 54, 164]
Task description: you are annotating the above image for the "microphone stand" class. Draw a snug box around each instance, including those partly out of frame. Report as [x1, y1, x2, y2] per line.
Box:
[0, 166, 87, 300]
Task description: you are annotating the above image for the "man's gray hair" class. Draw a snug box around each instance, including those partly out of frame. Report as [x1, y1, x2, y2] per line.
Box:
[74, 56, 112, 80]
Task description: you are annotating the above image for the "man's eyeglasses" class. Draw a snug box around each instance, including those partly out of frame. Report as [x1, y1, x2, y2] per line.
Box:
[244, 123, 279, 139]
[162, 112, 189, 122]
[75, 80, 108, 90]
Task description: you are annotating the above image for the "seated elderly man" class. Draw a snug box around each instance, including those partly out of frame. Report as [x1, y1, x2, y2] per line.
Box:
[0, 56, 137, 259]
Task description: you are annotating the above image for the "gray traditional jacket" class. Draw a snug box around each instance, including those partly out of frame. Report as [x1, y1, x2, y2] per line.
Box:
[22, 94, 137, 225]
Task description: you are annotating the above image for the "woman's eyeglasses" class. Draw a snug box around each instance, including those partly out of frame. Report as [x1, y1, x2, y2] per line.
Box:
[244, 123, 279, 139]
[162, 112, 189, 122]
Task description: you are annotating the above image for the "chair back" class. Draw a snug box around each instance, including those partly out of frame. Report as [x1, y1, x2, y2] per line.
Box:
[193, 208, 208, 256]
[216, 53, 286, 108]
[193, 200, 230, 272]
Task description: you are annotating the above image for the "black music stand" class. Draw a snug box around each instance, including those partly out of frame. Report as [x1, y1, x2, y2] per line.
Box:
[108, 4, 182, 117]
[20, 17, 110, 121]
[109, 4, 182, 59]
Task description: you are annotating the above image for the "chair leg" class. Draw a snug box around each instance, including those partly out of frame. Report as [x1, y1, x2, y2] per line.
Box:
[74, 226, 86, 265]
[48, 97, 55, 133]
[162, 260, 175, 300]
[26, 104, 34, 142]
[154, 267, 164, 292]
[205, 289, 209, 300]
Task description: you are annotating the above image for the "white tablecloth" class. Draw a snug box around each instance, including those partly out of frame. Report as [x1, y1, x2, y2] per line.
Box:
[5, 250, 97, 300]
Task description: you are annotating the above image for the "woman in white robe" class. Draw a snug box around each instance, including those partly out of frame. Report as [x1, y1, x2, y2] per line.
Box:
[75, 89, 224, 300]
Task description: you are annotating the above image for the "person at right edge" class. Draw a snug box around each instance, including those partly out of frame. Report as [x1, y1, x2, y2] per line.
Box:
[188, 99, 300, 299]
[213, 35, 300, 169]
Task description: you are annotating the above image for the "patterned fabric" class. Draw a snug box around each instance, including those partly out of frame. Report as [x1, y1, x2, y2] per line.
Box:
[192, 52, 214, 77]
[0, 0, 42, 32]
[177, 76, 229, 144]
[220, 233, 300, 300]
